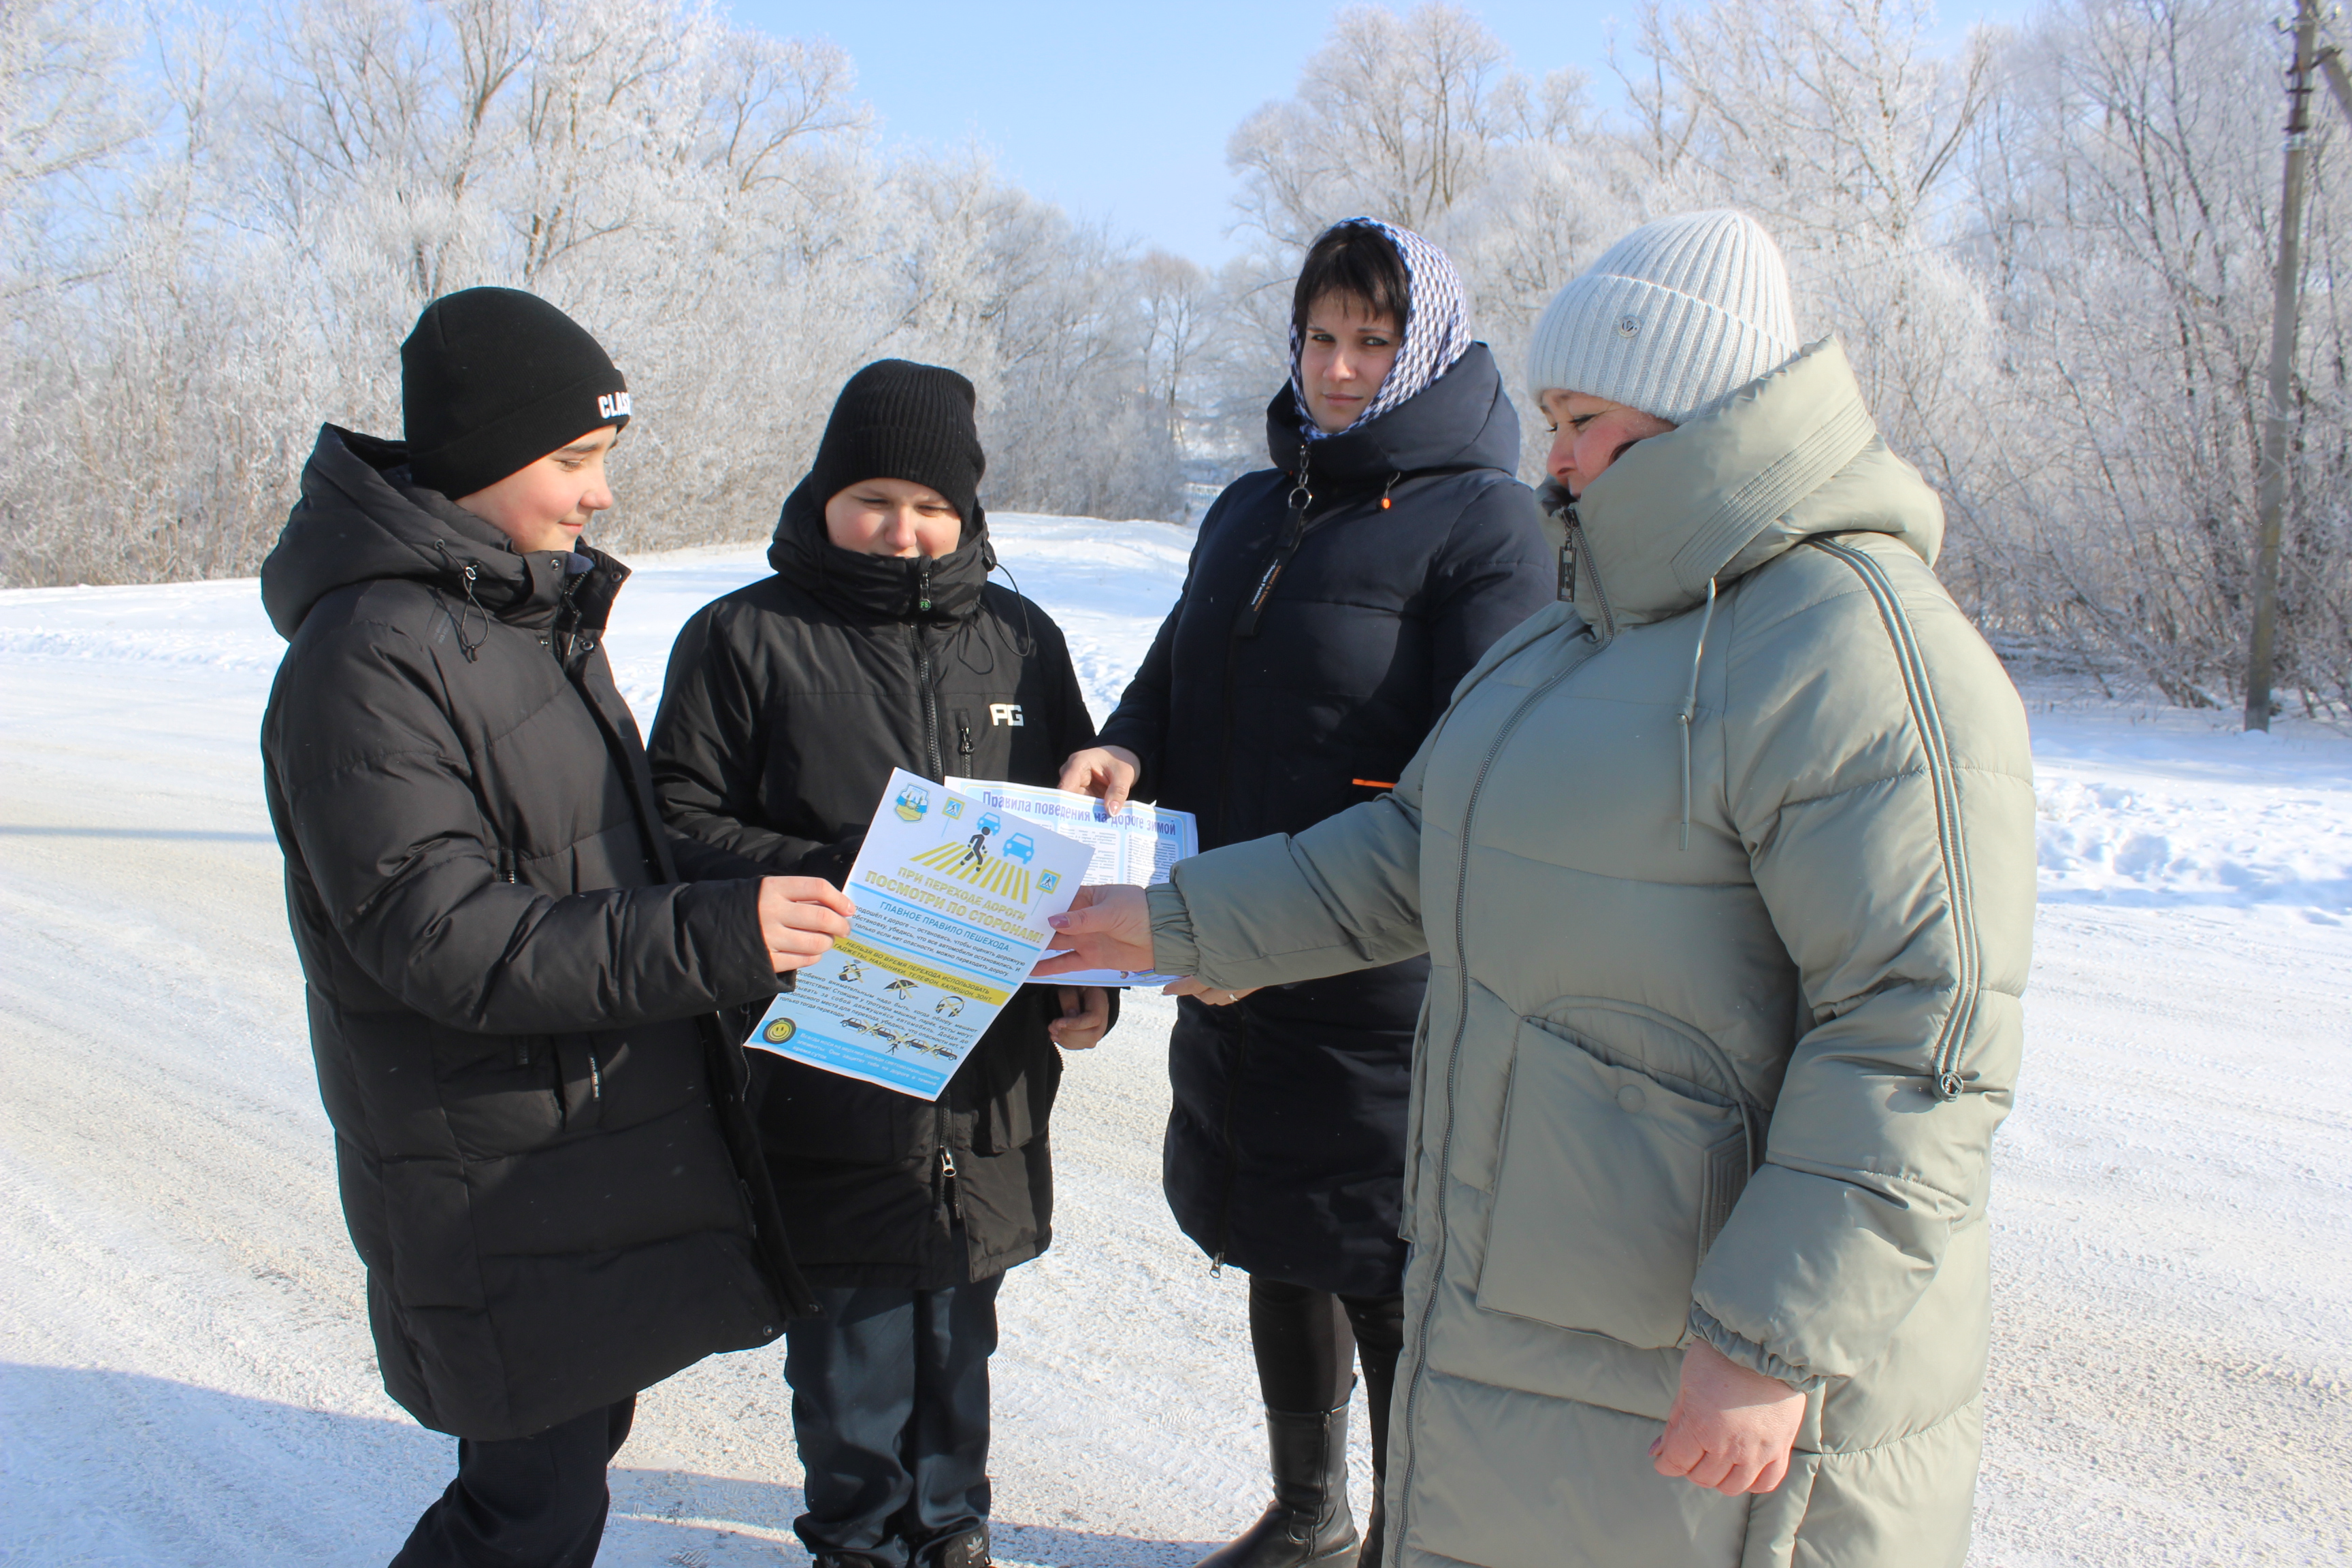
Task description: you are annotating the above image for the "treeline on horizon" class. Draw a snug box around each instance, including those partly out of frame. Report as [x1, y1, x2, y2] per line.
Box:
[3, 0, 2347, 714]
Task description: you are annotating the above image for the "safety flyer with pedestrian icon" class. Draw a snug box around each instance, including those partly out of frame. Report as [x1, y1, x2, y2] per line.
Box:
[946, 777, 1198, 987]
[746, 768, 1096, 1099]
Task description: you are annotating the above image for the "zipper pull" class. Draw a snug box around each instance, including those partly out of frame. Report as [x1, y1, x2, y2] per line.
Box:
[917, 557, 933, 613]
[1235, 466, 1314, 640]
[938, 1145, 964, 1222]
[956, 711, 974, 757]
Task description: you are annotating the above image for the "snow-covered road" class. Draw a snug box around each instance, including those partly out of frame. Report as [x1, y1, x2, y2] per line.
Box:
[3, 518, 2347, 1565]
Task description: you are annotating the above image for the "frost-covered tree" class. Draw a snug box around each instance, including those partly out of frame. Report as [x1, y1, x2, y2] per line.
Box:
[1870, 0, 2348, 709]
[7, 0, 2348, 711]
[1204, 0, 2351, 713]
[0, 0, 1185, 586]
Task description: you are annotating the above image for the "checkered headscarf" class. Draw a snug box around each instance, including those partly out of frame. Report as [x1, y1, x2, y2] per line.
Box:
[1289, 217, 1473, 442]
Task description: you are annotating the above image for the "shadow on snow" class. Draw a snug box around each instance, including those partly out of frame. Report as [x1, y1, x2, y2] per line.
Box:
[0, 1364, 1218, 1567]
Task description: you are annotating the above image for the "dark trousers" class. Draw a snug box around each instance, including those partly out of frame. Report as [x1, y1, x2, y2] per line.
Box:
[1249, 1275, 1406, 1477]
[786, 1277, 1002, 1567]
[390, 1397, 636, 1568]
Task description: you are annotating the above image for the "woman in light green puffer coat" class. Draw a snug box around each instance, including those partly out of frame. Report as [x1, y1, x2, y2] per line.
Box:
[1041, 211, 2035, 1567]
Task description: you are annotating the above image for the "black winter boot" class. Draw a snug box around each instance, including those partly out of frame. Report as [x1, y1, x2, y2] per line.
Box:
[1194, 1405, 1358, 1568]
[913, 1525, 990, 1568]
[1354, 1483, 1384, 1568]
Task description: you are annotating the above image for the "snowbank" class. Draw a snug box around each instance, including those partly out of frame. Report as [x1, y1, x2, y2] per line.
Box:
[2031, 702, 2352, 917]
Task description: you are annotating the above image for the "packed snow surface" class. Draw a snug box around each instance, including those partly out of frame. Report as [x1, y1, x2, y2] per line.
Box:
[3, 515, 2348, 1566]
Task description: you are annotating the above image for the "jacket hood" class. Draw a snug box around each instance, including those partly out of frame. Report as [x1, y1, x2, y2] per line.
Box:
[766, 475, 994, 625]
[1548, 336, 1944, 632]
[260, 424, 619, 641]
[1265, 341, 1522, 487]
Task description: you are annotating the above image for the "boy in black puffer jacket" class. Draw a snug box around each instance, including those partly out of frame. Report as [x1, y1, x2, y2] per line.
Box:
[259, 287, 853, 1567]
[648, 360, 1114, 1568]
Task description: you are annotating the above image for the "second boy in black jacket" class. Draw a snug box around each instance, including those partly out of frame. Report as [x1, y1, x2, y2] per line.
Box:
[649, 360, 1112, 1568]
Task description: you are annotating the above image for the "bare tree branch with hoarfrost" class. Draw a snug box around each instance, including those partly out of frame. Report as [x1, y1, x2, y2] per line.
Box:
[0, 0, 1186, 587]
[4, 0, 2347, 713]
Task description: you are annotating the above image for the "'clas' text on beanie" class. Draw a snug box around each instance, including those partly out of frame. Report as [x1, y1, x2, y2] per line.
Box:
[1526, 210, 1799, 424]
[806, 359, 986, 528]
[402, 287, 630, 501]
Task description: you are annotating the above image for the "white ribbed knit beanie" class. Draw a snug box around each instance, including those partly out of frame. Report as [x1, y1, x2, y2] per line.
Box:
[1526, 210, 1799, 423]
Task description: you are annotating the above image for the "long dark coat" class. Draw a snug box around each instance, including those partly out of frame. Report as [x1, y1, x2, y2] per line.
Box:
[1096, 343, 1554, 1296]
[259, 425, 809, 1443]
[647, 483, 1111, 1289]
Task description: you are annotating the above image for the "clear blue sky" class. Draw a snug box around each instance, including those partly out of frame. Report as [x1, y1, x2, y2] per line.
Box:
[723, 1, 2029, 265]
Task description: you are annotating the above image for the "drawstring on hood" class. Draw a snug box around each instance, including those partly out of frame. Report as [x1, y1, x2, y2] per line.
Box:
[985, 542, 1040, 661]
[1235, 451, 1317, 640]
[432, 541, 491, 662]
[1678, 577, 1718, 851]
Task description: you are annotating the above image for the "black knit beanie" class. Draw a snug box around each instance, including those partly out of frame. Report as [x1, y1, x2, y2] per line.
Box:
[401, 287, 630, 500]
[807, 360, 985, 525]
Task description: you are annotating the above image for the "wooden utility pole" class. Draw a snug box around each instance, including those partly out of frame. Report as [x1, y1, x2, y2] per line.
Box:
[2245, 0, 2322, 731]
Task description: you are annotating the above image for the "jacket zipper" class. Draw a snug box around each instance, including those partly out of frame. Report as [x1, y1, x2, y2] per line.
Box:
[1233, 453, 1315, 641]
[1394, 634, 1599, 1554]
[955, 710, 975, 766]
[1808, 538, 1981, 1100]
[937, 1143, 963, 1224]
[553, 562, 586, 668]
[1565, 512, 1620, 641]
[500, 847, 526, 1065]
[909, 625, 943, 779]
[1216, 457, 1316, 840]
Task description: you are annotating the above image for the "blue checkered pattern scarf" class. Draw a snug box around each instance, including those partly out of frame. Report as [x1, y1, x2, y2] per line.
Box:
[1289, 218, 1473, 442]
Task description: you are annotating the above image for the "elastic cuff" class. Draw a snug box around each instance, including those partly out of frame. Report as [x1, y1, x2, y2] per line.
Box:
[1687, 1303, 1825, 1392]
[1145, 881, 1200, 976]
[705, 878, 785, 1006]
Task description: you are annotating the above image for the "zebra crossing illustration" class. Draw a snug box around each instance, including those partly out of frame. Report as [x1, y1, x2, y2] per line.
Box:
[910, 840, 1033, 902]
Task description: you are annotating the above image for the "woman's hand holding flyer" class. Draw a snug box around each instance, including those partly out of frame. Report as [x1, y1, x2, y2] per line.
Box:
[1035, 885, 1156, 977]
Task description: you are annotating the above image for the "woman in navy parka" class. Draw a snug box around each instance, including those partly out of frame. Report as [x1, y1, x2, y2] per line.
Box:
[1060, 220, 1552, 1568]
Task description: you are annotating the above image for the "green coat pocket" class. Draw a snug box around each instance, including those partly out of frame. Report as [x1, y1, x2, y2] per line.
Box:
[1476, 1015, 1750, 1350]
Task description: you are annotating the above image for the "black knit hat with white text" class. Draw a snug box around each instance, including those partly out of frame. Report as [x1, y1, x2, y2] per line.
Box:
[401, 287, 630, 500]
[807, 359, 985, 525]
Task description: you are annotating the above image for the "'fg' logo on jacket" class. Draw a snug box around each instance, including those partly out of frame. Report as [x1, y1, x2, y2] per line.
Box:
[990, 703, 1024, 727]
